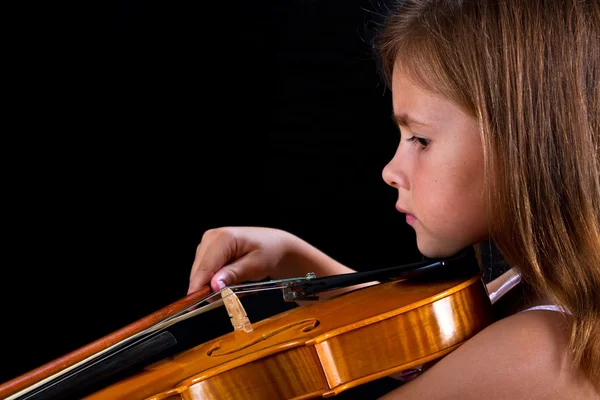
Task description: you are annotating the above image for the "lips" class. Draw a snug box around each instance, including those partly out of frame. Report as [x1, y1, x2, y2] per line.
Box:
[395, 203, 410, 214]
[396, 203, 417, 225]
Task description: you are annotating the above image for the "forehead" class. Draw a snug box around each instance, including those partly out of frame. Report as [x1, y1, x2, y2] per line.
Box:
[392, 69, 440, 109]
[390, 68, 467, 127]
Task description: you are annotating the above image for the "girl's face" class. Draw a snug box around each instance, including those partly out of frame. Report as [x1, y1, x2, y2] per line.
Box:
[382, 68, 489, 258]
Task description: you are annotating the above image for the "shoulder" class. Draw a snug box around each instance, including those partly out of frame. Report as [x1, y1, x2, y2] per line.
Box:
[380, 310, 599, 399]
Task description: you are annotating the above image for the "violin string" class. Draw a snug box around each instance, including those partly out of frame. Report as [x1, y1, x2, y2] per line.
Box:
[20, 294, 235, 398]
[18, 279, 305, 398]
[14, 276, 315, 399]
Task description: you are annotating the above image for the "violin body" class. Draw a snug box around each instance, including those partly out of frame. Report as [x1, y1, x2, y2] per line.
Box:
[82, 272, 493, 399]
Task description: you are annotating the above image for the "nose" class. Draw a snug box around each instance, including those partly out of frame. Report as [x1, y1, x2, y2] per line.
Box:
[382, 148, 410, 190]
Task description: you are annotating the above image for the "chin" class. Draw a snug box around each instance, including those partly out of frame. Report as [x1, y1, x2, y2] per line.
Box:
[417, 238, 470, 259]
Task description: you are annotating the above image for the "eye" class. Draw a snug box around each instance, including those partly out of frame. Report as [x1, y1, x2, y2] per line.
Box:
[407, 136, 430, 149]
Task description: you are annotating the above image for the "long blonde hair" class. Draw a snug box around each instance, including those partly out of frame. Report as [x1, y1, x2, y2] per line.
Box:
[376, 0, 600, 387]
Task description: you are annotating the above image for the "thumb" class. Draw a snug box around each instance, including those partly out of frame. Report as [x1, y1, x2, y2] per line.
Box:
[211, 252, 265, 292]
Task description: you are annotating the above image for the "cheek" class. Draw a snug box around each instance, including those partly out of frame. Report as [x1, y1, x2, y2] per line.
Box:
[412, 155, 486, 236]
[413, 168, 460, 226]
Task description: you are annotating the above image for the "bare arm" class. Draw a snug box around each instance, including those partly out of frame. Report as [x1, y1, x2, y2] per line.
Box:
[379, 310, 599, 399]
[273, 232, 354, 279]
[187, 227, 378, 300]
[278, 233, 379, 303]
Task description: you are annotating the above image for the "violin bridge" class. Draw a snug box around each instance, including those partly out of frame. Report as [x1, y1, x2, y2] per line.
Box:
[221, 288, 253, 333]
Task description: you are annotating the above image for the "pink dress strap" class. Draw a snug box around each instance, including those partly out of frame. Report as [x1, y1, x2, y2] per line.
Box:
[519, 304, 570, 314]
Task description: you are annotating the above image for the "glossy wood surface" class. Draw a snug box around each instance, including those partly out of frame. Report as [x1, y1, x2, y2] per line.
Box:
[83, 273, 493, 399]
[0, 285, 211, 399]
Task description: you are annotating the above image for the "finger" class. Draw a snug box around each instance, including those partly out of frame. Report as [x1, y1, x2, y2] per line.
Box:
[210, 251, 266, 292]
[187, 230, 237, 294]
[189, 243, 211, 281]
[187, 242, 209, 294]
[189, 230, 214, 279]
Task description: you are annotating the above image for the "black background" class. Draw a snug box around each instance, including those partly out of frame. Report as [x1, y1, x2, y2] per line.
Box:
[2, 0, 423, 395]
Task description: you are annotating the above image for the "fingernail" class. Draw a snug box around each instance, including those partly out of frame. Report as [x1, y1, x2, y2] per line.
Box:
[214, 273, 228, 288]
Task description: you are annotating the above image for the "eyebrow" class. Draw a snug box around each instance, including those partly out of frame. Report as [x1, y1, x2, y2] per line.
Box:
[391, 112, 429, 127]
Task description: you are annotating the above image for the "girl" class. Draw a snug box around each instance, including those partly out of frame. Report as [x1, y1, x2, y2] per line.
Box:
[187, 0, 600, 398]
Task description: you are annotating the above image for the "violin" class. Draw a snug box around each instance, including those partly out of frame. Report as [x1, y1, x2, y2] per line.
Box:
[0, 248, 521, 400]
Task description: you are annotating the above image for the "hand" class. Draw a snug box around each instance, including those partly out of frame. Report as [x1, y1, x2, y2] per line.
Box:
[187, 227, 294, 295]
